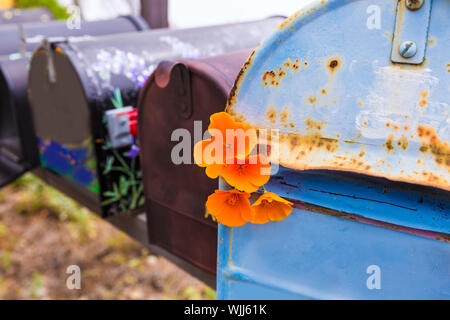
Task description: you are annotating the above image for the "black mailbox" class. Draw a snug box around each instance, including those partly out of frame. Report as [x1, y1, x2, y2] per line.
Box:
[0, 16, 149, 189]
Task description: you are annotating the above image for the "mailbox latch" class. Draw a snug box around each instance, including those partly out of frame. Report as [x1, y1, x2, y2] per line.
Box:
[391, 0, 433, 65]
[105, 107, 137, 149]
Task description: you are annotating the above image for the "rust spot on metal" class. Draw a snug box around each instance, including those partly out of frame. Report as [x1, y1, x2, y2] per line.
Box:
[321, 89, 327, 95]
[397, 135, 409, 151]
[280, 109, 289, 123]
[447, 63, 450, 72]
[384, 134, 395, 152]
[305, 118, 325, 131]
[278, 12, 299, 30]
[282, 132, 338, 153]
[327, 58, 341, 73]
[265, 107, 277, 124]
[419, 90, 429, 107]
[417, 125, 450, 171]
[262, 70, 280, 86]
[226, 50, 256, 120]
[307, 96, 317, 104]
[263, 58, 303, 86]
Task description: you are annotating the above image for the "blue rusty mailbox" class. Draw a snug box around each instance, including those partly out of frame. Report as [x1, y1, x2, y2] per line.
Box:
[217, 0, 449, 299]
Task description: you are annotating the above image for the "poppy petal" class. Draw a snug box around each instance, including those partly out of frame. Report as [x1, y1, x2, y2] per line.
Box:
[205, 164, 224, 179]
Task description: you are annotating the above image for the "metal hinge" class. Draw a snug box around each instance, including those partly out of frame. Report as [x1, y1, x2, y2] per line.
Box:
[391, 0, 433, 65]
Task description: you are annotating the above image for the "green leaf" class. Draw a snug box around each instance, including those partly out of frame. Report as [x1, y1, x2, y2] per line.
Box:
[138, 196, 145, 207]
[113, 183, 121, 199]
[102, 191, 117, 198]
[103, 157, 114, 174]
[119, 176, 129, 196]
[101, 197, 119, 206]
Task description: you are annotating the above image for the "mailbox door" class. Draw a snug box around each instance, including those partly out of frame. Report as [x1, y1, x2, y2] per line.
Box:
[138, 51, 252, 275]
[0, 16, 149, 200]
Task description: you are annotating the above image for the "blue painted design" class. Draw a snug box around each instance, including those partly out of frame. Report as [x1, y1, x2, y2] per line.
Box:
[41, 140, 72, 174]
[38, 138, 99, 193]
[69, 148, 89, 165]
[73, 166, 95, 185]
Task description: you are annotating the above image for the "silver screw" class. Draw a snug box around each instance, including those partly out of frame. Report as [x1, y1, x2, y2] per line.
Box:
[405, 0, 424, 11]
[399, 41, 417, 58]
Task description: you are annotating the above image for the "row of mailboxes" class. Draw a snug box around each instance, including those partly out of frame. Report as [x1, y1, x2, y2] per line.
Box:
[27, 17, 282, 217]
[0, 16, 283, 280]
[0, 0, 448, 299]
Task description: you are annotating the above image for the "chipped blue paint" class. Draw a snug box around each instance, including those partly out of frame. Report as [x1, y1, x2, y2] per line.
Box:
[227, 0, 450, 191]
[218, 0, 450, 300]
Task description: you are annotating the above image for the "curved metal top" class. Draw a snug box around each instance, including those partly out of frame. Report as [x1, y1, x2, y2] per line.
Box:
[226, 0, 450, 191]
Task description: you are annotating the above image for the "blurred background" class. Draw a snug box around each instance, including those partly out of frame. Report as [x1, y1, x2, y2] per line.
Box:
[0, 0, 311, 300]
[1, 0, 312, 27]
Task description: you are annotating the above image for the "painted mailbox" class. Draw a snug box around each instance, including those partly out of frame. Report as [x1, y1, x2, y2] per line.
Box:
[217, 0, 450, 299]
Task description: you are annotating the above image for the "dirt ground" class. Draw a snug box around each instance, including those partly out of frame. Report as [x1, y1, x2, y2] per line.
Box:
[0, 174, 214, 300]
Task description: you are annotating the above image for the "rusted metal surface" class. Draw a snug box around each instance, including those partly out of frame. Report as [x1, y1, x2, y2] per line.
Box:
[138, 51, 253, 276]
[226, 0, 450, 192]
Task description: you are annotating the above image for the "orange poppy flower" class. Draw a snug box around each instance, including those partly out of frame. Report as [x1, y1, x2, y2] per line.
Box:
[247, 192, 293, 224]
[205, 190, 251, 227]
[221, 155, 271, 193]
[194, 112, 257, 178]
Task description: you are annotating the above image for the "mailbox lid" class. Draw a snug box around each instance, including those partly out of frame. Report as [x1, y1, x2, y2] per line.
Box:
[138, 50, 253, 275]
[226, 0, 450, 192]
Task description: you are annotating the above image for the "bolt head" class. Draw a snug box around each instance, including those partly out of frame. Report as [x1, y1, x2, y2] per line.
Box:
[399, 41, 417, 58]
[405, 0, 425, 11]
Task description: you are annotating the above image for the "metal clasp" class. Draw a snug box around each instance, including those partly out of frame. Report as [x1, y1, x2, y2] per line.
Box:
[391, 0, 433, 65]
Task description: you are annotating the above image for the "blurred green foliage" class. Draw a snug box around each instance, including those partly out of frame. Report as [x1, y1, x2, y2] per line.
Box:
[14, 0, 70, 20]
